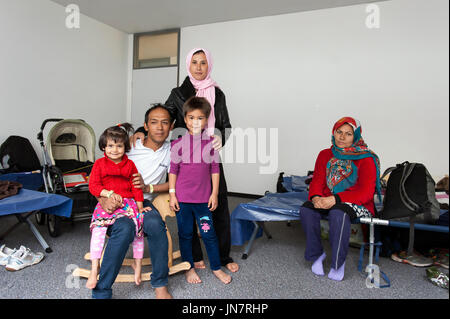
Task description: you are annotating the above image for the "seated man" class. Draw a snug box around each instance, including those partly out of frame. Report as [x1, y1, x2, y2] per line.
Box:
[92, 104, 174, 299]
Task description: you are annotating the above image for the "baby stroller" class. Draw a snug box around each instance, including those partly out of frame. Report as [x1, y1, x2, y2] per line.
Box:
[35, 119, 97, 237]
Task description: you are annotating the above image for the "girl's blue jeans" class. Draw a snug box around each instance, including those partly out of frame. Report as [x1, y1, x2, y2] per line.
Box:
[176, 202, 222, 271]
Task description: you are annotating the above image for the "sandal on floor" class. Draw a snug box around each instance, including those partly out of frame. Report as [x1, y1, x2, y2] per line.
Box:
[0, 244, 16, 266]
[426, 266, 449, 289]
[5, 246, 44, 271]
[430, 249, 449, 269]
[391, 250, 433, 267]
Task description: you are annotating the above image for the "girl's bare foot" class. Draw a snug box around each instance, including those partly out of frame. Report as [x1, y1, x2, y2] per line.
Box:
[213, 269, 232, 284]
[86, 265, 99, 289]
[155, 286, 173, 299]
[86, 272, 98, 289]
[194, 260, 206, 269]
[185, 268, 202, 284]
[131, 259, 142, 286]
[226, 262, 239, 273]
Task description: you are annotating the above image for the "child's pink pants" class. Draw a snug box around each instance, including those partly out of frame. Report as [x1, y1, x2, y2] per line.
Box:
[90, 226, 144, 260]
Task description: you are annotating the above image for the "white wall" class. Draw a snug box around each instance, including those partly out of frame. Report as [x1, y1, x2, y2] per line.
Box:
[130, 67, 178, 128]
[0, 0, 129, 161]
[180, 0, 449, 195]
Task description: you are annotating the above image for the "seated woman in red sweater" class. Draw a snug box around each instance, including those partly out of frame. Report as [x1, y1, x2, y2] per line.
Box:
[299, 117, 381, 281]
[87, 123, 151, 289]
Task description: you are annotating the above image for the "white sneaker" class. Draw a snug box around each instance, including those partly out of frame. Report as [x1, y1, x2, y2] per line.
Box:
[5, 246, 44, 271]
[0, 244, 16, 266]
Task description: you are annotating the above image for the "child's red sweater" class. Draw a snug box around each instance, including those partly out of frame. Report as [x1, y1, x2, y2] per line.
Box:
[88, 154, 144, 202]
[308, 148, 377, 215]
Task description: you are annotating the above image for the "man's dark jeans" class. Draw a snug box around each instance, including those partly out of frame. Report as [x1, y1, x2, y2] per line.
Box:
[92, 201, 169, 299]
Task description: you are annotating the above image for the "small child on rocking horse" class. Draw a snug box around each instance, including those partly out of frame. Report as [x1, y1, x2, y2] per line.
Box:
[86, 123, 151, 289]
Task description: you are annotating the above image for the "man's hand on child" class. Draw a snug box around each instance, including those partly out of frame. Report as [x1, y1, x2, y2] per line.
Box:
[132, 173, 146, 191]
[211, 135, 222, 151]
[130, 132, 145, 148]
[139, 206, 152, 213]
[208, 194, 218, 211]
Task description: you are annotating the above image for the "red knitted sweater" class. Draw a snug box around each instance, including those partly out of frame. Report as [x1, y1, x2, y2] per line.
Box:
[308, 148, 377, 215]
[88, 154, 144, 202]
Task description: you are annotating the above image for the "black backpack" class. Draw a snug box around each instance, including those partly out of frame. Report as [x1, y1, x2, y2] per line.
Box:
[0, 136, 41, 173]
[380, 161, 441, 255]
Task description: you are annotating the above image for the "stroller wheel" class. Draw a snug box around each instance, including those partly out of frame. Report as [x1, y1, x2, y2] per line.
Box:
[47, 215, 62, 237]
[35, 212, 46, 225]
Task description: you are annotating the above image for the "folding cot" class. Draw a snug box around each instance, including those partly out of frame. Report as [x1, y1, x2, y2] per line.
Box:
[0, 172, 72, 253]
[230, 175, 449, 285]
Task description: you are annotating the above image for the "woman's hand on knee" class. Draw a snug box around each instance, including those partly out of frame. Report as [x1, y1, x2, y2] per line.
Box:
[315, 196, 336, 210]
[312, 196, 324, 209]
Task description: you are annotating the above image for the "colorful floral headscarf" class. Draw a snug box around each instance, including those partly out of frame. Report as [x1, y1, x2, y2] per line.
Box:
[326, 117, 382, 202]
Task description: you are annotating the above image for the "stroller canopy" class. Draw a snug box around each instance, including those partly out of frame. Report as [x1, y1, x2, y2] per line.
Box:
[46, 119, 96, 167]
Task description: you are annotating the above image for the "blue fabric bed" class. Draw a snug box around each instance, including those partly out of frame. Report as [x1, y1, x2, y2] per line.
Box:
[0, 173, 73, 252]
[231, 191, 308, 246]
[230, 175, 448, 288]
[230, 175, 449, 250]
[0, 188, 72, 218]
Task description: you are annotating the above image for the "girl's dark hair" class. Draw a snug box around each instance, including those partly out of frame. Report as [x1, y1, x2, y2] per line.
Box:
[98, 123, 134, 153]
[183, 96, 211, 118]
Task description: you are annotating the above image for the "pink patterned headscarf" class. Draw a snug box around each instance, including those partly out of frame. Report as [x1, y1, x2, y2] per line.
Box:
[186, 48, 218, 136]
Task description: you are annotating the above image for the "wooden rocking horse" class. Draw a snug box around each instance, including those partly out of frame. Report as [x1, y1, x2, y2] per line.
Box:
[72, 193, 191, 282]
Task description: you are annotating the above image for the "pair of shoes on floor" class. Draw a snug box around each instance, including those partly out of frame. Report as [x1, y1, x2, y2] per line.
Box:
[426, 266, 449, 289]
[391, 250, 433, 267]
[0, 244, 44, 271]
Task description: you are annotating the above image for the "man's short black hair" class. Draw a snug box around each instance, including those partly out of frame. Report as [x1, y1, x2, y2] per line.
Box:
[144, 103, 174, 124]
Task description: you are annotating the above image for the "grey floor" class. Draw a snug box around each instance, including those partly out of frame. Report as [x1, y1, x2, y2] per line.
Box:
[0, 196, 448, 299]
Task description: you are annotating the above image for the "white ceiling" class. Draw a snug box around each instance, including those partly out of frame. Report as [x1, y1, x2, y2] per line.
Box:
[50, 0, 385, 34]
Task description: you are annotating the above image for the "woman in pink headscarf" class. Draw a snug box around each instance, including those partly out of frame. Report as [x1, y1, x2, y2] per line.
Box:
[132, 48, 236, 275]
[167, 48, 236, 275]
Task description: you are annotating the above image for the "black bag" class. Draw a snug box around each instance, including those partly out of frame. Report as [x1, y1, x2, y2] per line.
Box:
[381, 161, 440, 223]
[276, 172, 288, 193]
[0, 136, 41, 173]
[380, 161, 441, 255]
